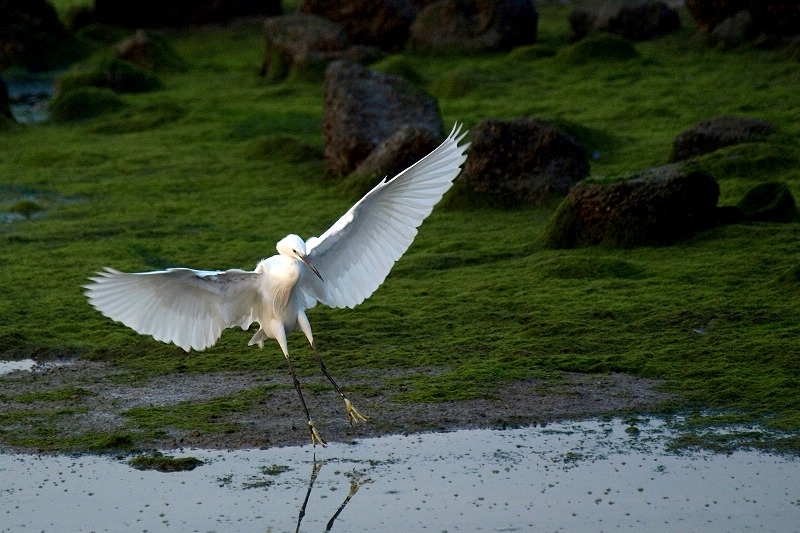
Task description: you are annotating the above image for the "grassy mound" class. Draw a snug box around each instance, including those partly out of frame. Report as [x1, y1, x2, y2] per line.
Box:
[737, 181, 799, 222]
[57, 57, 163, 95]
[49, 86, 125, 121]
[556, 33, 639, 64]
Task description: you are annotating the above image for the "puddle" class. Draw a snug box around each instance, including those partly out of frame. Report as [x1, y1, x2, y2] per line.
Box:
[0, 359, 38, 375]
[1, 418, 797, 532]
[5, 76, 55, 124]
[0, 359, 71, 376]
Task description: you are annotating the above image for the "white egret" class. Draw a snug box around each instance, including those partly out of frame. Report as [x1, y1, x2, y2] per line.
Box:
[85, 123, 470, 446]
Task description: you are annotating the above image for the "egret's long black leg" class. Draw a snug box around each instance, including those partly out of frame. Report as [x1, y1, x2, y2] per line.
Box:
[284, 351, 326, 447]
[310, 341, 368, 425]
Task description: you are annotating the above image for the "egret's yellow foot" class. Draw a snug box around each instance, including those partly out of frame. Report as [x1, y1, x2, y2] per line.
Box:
[345, 398, 368, 424]
[309, 420, 327, 447]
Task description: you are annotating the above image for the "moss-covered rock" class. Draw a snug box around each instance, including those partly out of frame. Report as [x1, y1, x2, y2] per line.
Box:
[737, 181, 799, 223]
[129, 451, 203, 472]
[670, 116, 774, 162]
[462, 117, 589, 206]
[543, 164, 720, 248]
[49, 87, 125, 122]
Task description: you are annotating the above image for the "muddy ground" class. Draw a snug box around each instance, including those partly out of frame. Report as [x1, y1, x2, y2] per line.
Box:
[0, 359, 673, 452]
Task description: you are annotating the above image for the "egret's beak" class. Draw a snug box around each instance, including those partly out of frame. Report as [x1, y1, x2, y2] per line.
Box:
[302, 256, 324, 282]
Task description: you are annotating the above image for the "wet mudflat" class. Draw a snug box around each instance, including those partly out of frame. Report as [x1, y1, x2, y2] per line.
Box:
[2, 417, 797, 532]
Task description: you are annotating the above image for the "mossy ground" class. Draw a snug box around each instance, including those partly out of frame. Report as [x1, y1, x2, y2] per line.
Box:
[1, 4, 798, 453]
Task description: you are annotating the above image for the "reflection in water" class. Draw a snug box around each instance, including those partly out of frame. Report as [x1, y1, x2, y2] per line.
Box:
[294, 459, 371, 533]
[1, 419, 797, 531]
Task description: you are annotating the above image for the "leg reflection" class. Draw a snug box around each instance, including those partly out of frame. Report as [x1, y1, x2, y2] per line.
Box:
[326, 471, 371, 532]
[293, 460, 372, 533]
[295, 460, 322, 533]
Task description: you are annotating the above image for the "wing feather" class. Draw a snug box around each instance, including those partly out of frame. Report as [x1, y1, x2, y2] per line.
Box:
[84, 267, 261, 352]
[301, 123, 469, 309]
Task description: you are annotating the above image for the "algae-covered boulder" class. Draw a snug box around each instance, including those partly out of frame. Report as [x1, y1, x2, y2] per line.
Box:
[298, 0, 415, 51]
[570, 0, 680, 41]
[462, 117, 589, 206]
[49, 86, 125, 121]
[322, 60, 443, 175]
[737, 182, 799, 223]
[347, 126, 441, 197]
[686, 0, 800, 38]
[670, 116, 774, 162]
[408, 0, 539, 53]
[259, 13, 383, 83]
[543, 164, 720, 248]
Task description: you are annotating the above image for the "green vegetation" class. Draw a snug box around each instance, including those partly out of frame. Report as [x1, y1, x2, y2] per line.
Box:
[1, 5, 798, 453]
[129, 451, 204, 472]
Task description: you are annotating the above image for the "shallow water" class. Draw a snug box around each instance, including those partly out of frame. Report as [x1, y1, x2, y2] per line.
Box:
[1, 418, 797, 532]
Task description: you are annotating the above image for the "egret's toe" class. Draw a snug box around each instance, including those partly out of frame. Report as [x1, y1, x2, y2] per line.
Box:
[345, 398, 368, 424]
[309, 420, 327, 447]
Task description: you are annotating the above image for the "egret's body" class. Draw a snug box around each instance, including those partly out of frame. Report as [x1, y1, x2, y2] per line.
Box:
[85, 124, 470, 446]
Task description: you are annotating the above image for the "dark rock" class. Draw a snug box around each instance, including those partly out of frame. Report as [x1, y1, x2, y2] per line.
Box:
[409, 0, 538, 53]
[114, 30, 186, 72]
[0, 0, 79, 71]
[93, 0, 281, 28]
[710, 10, 754, 47]
[462, 117, 590, 206]
[686, 0, 800, 37]
[297, 0, 415, 52]
[543, 164, 720, 248]
[670, 116, 774, 162]
[322, 60, 443, 175]
[737, 181, 799, 223]
[260, 14, 382, 82]
[355, 126, 441, 180]
[570, 0, 680, 41]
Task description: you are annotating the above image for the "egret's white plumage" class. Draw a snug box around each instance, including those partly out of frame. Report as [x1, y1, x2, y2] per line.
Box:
[84, 123, 469, 445]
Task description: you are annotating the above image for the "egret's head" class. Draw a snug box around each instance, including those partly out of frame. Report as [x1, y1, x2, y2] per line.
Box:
[277, 234, 306, 258]
[277, 234, 323, 281]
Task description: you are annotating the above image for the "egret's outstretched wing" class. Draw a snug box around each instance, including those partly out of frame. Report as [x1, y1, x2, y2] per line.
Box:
[302, 123, 469, 309]
[84, 267, 261, 352]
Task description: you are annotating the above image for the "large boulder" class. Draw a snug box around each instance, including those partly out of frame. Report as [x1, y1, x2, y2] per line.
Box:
[322, 60, 444, 175]
[93, 0, 281, 28]
[670, 116, 774, 162]
[297, 0, 415, 52]
[0, 0, 79, 71]
[570, 0, 680, 41]
[461, 117, 589, 206]
[686, 0, 800, 37]
[354, 126, 440, 178]
[408, 0, 538, 53]
[543, 164, 720, 248]
[260, 13, 382, 82]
